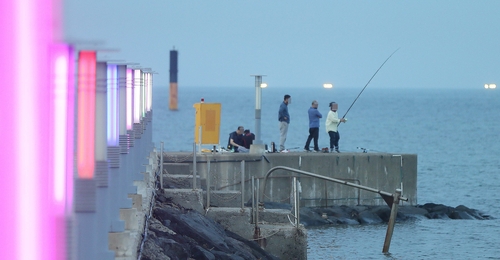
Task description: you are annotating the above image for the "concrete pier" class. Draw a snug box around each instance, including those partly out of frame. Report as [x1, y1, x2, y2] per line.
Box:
[158, 150, 416, 259]
[162, 151, 417, 207]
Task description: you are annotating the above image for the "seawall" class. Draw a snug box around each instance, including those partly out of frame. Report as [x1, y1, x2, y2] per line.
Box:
[163, 151, 417, 207]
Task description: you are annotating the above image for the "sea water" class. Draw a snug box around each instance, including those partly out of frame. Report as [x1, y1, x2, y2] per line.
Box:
[153, 86, 500, 259]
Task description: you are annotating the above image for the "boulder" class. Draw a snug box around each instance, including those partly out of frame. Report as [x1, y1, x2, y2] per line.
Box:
[418, 203, 493, 220]
[141, 199, 279, 260]
[357, 210, 383, 224]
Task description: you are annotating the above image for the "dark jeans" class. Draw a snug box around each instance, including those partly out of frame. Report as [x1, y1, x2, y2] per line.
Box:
[328, 131, 340, 150]
[305, 127, 319, 150]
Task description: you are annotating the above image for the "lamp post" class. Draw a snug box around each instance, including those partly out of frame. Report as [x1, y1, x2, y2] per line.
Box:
[251, 75, 266, 146]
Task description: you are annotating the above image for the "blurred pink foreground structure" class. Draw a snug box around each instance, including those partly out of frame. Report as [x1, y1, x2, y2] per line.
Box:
[0, 1, 155, 259]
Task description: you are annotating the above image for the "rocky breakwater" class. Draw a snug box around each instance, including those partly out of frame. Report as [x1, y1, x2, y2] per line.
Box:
[139, 192, 492, 260]
[298, 203, 493, 227]
[140, 192, 279, 260]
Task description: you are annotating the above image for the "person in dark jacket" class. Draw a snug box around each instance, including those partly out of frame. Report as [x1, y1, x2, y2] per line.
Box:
[278, 94, 291, 152]
[229, 126, 248, 153]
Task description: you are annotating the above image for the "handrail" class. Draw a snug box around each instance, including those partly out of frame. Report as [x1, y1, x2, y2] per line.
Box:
[217, 174, 362, 205]
[260, 165, 407, 253]
[205, 160, 246, 211]
[260, 166, 408, 206]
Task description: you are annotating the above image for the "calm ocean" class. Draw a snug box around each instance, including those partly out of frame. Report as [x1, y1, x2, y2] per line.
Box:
[153, 85, 500, 259]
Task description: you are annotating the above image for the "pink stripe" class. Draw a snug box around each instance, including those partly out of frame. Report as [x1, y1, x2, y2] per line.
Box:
[0, 0, 19, 258]
[77, 51, 97, 178]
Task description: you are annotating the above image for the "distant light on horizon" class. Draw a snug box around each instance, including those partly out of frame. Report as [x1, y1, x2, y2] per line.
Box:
[485, 83, 496, 89]
[323, 83, 333, 89]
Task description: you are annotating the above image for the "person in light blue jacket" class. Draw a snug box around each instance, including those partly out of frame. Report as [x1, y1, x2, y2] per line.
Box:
[304, 100, 322, 152]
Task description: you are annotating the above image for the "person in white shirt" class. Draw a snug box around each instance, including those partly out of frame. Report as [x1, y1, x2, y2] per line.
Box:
[325, 102, 346, 152]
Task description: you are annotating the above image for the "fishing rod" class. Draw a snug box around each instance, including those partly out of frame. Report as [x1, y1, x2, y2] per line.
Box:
[338, 48, 400, 126]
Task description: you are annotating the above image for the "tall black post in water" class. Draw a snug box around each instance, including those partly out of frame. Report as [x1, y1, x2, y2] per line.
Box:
[169, 48, 178, 110]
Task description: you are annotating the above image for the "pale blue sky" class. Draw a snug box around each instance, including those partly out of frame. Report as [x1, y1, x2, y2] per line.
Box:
[64, 1, 500, 89]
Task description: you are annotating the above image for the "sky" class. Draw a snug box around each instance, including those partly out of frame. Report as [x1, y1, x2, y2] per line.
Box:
[64, 1, 500, 89]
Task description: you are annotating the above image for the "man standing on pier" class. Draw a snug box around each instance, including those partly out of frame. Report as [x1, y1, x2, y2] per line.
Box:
[278, 94, 291, 152]
[304, 100, 322, 152]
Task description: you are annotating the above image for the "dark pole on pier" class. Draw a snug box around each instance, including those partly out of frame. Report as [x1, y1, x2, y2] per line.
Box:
[169, 48, 178, 110]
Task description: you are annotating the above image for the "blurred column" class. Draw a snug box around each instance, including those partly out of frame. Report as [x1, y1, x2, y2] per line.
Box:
[50, 43, 75, 260]
[75, 50, 99, 260]
[126, 68, 135, 147]
[95, 62, 109, 187]
[133, 69, 143, 138]
[107, 64, 120, 167]
[94, 61, 114, 259]
[118, 65, 129, 154]
[169, 49, 178, 110]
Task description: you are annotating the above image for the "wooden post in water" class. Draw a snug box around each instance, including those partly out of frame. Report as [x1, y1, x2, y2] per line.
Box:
[382, 189, 401, 253]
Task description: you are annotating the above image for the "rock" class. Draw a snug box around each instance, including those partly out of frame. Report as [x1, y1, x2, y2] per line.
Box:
[140, 235, 171, 260]
[225, 229, 278, 260]
[449, 210, 475, 220]
[299, 207, 334, 226]
[296, 203, 493, 227]
[319, 206, 361, 225]
[156, 237, 190, 260]
[426, 211, 451, 219]
[417, 203, 492, 220]
[192, 245, 215, 260]
[370, 206, 408, 222]
[357, 210, 383, 224]
[141, 199, 279, 260]
[157, 193, 170, 203]
[398, 205, 429, 216]
[455, 205, 491, 220]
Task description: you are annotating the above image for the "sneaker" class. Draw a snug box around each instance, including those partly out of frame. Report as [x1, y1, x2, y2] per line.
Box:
[303, 148, 311, 152]
[313, 149, 320, 153]
[335, 149, 340, 153]
[280, 149, 289, 153]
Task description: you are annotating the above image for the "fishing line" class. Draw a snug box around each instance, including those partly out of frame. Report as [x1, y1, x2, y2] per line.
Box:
[338, 48, 400, 126]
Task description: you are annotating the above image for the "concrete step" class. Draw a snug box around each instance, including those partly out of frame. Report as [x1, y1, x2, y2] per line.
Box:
[205, 206, 292, 227]
[205, 207, 252, 237]
[163, 189, 204, 214]
[162, 163, 191, 175]
[204, 207, 305, 260]
[163, 174, 205, 189]
[253, 224, 307, 260]
[203, 190, 243, 208]
[258, 208, 293, 225]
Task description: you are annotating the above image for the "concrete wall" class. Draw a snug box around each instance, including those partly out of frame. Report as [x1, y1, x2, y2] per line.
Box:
[164, 152, 417, 207]
[74, 113, 155, 260]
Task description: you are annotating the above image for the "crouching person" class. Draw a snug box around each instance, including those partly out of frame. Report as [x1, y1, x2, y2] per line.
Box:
[230, 126, 249, 153]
